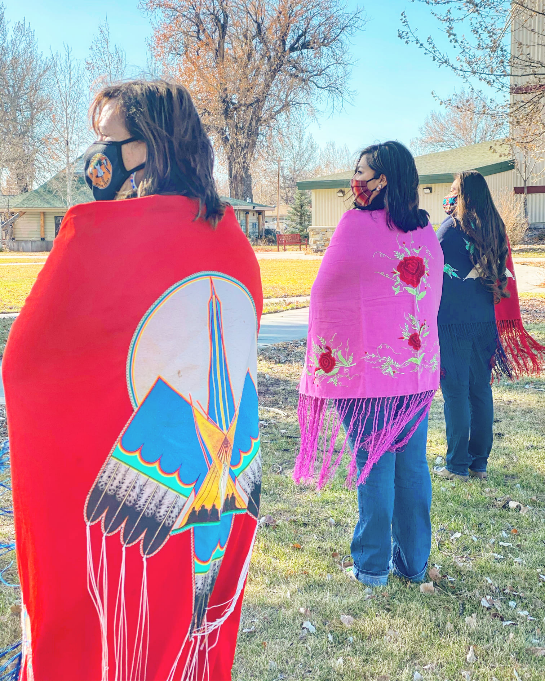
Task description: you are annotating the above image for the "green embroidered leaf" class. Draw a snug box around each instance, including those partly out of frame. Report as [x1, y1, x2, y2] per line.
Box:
[443, 263, 460, 279]
[417, 291, 427, 301]
[393, 286, 401, 294]
[406, 355, 424, 365]
[337, 350, 346, 364]
[315, 369, 325, 377]
[404, 287, 417, 295]
[327, 366, 340, 376]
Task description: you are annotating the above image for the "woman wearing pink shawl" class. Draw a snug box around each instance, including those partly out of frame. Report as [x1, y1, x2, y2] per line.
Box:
[295, 141, 444, 586]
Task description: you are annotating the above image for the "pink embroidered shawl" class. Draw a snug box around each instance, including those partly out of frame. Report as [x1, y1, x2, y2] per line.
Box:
[295, 209, 444, 487]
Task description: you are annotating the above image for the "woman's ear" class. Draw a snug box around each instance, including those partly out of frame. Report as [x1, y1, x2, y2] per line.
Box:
[379, 173, 387, 187]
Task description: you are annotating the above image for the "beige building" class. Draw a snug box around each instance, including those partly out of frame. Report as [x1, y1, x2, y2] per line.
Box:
[297, 140, 536, 251]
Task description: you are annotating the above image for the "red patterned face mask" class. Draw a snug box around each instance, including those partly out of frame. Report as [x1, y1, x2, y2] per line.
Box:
[351, 177, 379, 207]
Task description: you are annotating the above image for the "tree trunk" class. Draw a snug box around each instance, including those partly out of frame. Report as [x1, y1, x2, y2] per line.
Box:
[228, 158, 253, 201]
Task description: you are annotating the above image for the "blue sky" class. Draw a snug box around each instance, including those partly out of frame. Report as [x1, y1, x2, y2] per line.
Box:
[4, 0, 476, 153]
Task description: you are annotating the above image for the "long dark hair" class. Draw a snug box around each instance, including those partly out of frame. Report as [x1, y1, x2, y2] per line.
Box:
[90, 79, 225, 226]
[355, 141, 429, 232]
[455, 170, 509, 303]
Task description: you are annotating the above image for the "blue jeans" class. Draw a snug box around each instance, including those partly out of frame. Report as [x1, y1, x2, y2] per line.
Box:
[342, 401, 432, 586]
[439, 324, 495, 476]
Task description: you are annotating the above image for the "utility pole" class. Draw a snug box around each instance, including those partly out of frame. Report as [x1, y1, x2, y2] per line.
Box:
[276, 159, 281, 232]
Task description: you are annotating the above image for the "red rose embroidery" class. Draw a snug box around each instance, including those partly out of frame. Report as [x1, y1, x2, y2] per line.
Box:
[318, 347, 337, 373]
[408, 332, 421, 351]
[396, 256, 425, 287]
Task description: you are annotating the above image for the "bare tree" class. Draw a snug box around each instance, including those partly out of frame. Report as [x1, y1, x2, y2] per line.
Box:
[412, 90, 508, 155]
[144, 0, 366, 200]
[315, 140, 355, 176]
[399, 1, 545, 145]
[0, 4, 51, 193]
[49, 45, 90, 207]
[86, 18, 127, 96]
[253, 117, 319, 205]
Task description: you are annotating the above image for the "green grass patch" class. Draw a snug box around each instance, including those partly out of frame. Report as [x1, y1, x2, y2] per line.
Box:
[232, 338, 545, 681]
[0, 259, 320, 312]
[0, 318, 14, 356]
[260, 260, 320, 299]
[0, 264, 43, 313]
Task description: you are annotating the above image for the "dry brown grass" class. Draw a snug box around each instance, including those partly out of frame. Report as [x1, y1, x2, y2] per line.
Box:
[494, 189, 529, 246]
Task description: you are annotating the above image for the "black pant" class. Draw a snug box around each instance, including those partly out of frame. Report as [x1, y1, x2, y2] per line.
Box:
[438, 324, 496, 476]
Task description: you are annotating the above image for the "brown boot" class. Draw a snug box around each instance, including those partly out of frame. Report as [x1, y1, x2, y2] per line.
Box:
[469, 469, 488, 480]
[432, 466, 469, 482]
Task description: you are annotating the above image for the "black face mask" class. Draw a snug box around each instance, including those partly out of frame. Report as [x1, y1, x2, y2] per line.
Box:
[84, 138, 145, 201]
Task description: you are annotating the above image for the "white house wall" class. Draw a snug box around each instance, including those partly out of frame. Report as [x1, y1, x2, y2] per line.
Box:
[13, 211, 63, 241]
[417, 183, 452, 226]
[312, 189, 353, 227]
[311, 169, 524, 230]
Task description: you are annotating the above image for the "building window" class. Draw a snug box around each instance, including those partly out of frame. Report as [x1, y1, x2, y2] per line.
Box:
[54, 216, 64, 237]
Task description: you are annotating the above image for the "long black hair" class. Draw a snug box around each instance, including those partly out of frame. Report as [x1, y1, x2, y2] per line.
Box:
[90, 79, 225, 226]
[355, 141, 429, 232]
[456, 170, 509, 303]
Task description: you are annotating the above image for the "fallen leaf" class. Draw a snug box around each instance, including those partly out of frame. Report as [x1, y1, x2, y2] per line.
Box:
[376, 676, 390, 681]
[509, 501, 521, 510]
[520, 505, 530, 515]
[446, 622, 454, 632]
[466, 646, 477, 663]
[428, 567, 441, 582]
[302, 621, 316, 634]
[384, 629, 399, 642]
[481, 597, 492, 609]
[420, 582, 435, 594]
[259, 514, 276, 527]
[465, 614, 477, 629]
[292, 543, 302, 550]
[461, 672, 471, 681]
[10, 604, 21, 616]
[528, 647, 545, 656]
[511, 528, 519, 534]
[328, 517, 336, 526]
[299, 607, 311, 617]
[340, 614, 355, 627]
[333, 657, 343, 670]
[331, 551, 339, 558]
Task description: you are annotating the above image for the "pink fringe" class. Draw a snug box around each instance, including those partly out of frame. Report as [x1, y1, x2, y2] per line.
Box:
[294, 391, 435, 488]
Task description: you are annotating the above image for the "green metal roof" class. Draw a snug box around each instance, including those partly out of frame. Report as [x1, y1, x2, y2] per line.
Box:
[297, 140, 514, 190]
[224, 197, 273, 210]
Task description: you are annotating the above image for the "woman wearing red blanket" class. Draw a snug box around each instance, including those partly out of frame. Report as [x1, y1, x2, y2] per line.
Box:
[3, 80, 263, 681]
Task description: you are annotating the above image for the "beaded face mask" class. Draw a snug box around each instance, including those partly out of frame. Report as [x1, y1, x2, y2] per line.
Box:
[443, 191, 458, 215]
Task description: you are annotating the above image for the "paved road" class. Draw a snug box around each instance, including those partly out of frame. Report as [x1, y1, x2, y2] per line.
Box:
[258, 307, 309, 346]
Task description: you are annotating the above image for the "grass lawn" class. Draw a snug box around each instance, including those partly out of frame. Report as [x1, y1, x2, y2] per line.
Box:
[0, 264, 44, 313]
[234, 330, 545, 681]
[0, 259, 320, 314]
[1, 310, 545, 679]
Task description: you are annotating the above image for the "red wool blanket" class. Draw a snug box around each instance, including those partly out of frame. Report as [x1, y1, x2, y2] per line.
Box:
[3, 195, 263, 681]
